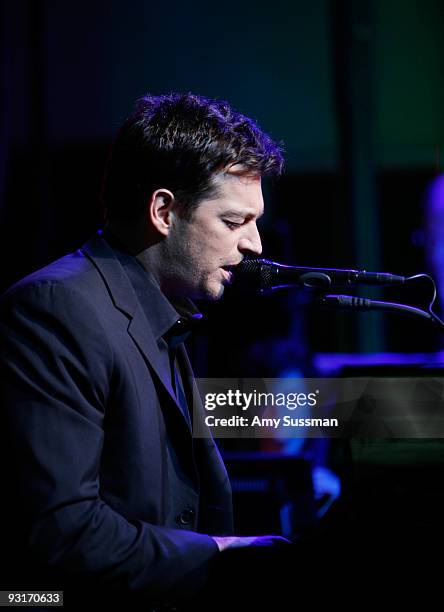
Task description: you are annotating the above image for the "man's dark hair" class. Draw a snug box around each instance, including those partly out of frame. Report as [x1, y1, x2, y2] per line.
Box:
[102, 93, 284, 222]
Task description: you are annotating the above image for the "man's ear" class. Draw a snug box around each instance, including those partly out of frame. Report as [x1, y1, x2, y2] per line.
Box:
[148, 189, 176, 236]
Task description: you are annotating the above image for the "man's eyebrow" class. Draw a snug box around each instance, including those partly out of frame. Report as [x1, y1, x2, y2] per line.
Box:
[220, 208, 264, 219]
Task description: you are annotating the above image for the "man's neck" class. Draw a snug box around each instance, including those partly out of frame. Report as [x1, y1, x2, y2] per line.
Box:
[104, 222, 164, 288]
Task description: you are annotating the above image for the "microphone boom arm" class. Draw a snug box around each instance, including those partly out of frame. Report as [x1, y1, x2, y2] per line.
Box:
[319, 274, 444, 332]
[233, 259, 444, 332]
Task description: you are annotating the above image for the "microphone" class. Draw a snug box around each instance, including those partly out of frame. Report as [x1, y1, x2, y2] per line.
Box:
[232, 258, 407, 292]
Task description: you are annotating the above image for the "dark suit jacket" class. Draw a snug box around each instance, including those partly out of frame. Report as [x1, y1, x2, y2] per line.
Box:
[0, 233, 233, 607]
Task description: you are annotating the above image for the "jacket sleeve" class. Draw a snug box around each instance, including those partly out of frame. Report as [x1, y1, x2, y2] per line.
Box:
[0, 280, 219, 600]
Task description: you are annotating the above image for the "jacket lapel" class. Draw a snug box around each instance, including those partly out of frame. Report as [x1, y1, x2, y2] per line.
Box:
[81, 232, 192, 434]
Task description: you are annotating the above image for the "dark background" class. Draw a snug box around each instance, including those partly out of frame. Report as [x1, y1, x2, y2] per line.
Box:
[1, 0, 444, 579]
[2, 0, 444, 365]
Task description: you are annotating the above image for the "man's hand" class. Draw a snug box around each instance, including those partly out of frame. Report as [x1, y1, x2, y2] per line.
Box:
[212, 535, 291, 552]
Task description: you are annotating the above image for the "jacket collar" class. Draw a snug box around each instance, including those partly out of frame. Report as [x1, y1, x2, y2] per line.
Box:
[80, 231, 193, 434]
[81, 231, 139, 318]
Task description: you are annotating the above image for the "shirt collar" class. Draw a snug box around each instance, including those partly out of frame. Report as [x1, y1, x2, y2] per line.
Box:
[163, 301, 203, 348]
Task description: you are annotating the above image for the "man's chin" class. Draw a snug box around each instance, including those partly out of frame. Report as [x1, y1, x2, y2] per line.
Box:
[200, 282, 225, 301]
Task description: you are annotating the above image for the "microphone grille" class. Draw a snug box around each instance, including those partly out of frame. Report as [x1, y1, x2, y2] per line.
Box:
[233, 258, 274, 290]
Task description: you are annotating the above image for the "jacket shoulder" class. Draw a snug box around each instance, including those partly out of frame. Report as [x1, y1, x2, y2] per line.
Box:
[2, 249, 98, 300]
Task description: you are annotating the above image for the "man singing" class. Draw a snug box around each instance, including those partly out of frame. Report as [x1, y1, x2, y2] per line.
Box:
[0, 93, 286, 609]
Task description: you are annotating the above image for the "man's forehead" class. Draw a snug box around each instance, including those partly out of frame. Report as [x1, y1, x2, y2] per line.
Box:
[211, 172, 264, 217]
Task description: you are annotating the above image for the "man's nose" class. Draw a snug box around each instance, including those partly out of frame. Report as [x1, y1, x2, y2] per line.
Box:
[238, 223, 262, 256]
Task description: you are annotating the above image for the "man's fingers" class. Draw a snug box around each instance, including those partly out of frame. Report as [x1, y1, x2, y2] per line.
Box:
[213, 534, 292, 551]
[251, 535, 292, 547]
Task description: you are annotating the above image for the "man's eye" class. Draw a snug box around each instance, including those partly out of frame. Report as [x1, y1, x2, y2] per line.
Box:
[223, 220, 243, 229]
